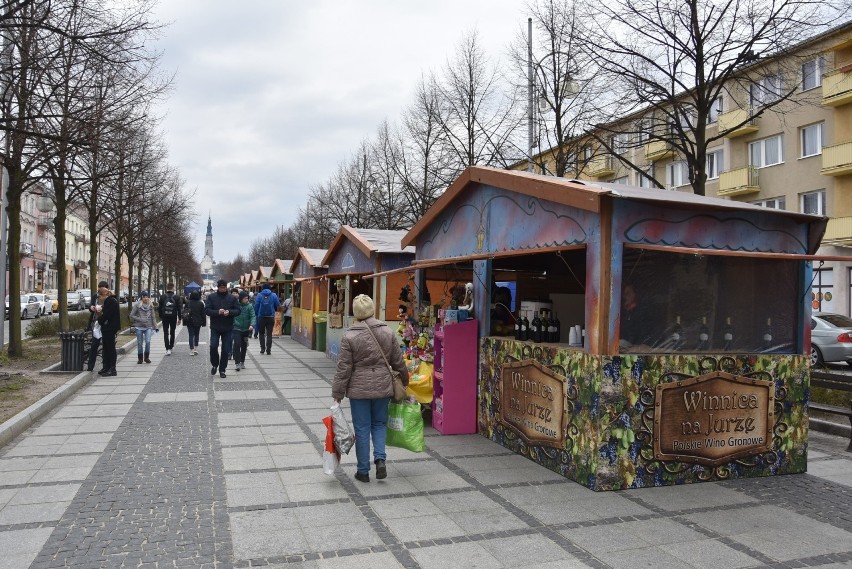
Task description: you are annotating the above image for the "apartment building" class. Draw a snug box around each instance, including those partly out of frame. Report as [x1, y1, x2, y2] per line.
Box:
[521, 22, 852, 317]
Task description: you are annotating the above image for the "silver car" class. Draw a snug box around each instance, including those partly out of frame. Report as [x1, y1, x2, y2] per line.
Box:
[810, 312, 852, 367]
[30, 292, 53, 316]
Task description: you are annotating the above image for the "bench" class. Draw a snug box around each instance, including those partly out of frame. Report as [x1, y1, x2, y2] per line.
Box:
[810, 371, 852, 451]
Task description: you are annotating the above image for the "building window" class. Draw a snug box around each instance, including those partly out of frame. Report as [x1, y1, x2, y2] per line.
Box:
[811, 268, 833, 312]
[800, 190, 826, 215]
[800, 122, 825, 158]
[707, 96, 723, 124]
[638, 166, 655, 188]
[612, 176, 628, 185]
[610, 133, 627, 154]
[749, 134, 783, 168]
[750, 74, 783, 106]
[801, 57, 824, 91]
[752, 197, 786, 210]
[667, 161, 689, 188]
[706, 149, 724, 179]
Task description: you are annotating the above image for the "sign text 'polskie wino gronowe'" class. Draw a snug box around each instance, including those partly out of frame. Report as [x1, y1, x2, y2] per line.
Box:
[654, 371, 774, 466]
[500, 360, 567, 448]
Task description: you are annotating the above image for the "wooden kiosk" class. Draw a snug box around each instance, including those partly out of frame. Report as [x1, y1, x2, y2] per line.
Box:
[290, 248, 328, 350]
[402, 166, 827, 491]
[321, 226, 414, 361]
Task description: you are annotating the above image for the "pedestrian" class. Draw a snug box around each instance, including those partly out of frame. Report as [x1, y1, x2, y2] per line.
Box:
[86, 289, 104, 372]
[185, 290, 206, 355]
[130, 291, 158, 364]
[282, 294, 293, 336]
[254, 283, 280, 355]
[158, 283, 182, 355]
[332, 294, 409, 483]
[232, 290, 256, 371]
[96, 281, 121, 377]
[205, 279, 240, 378]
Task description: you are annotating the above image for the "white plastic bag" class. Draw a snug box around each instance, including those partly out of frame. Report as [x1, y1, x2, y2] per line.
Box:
[330, 403, 355, 455]
[322, 450, 339, 475]
[92, 321, 102, 339]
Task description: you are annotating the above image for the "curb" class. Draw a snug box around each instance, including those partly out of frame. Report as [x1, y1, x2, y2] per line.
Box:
[0, 337, 137, 449]
[809, 417, 851, 440]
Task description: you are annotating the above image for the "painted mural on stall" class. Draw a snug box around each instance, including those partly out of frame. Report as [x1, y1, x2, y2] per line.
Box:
[291, 307, 314, 349]
[416, 184, 595, 260]
[480, 338, 809, 491]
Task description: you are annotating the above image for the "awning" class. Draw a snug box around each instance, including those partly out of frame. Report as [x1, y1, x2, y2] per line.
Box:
[624, 243, 852, 261]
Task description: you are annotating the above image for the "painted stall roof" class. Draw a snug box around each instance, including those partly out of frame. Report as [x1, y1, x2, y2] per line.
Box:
[402, 166, 828, 254]
[321, 225, 414, 266]
[298, 248, 328, 268]
[274, 259, 293, 274]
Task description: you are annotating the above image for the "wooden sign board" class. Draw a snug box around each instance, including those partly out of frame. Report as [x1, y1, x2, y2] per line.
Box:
[500, 359, 567, 448]
[654, 371, 774, 466]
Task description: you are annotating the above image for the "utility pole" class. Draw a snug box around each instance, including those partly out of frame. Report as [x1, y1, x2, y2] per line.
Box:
[0, 28, 14, 347]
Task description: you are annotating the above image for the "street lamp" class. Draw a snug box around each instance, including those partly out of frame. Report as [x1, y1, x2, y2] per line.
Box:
[36, 187, 54, 214]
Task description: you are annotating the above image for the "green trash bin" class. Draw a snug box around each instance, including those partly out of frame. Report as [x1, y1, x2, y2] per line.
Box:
[313, 312, 327, 353]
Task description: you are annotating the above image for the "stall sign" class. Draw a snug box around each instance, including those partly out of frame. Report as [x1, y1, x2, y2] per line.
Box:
[500, 360, 566, 448]
[654, 372, 773, 466]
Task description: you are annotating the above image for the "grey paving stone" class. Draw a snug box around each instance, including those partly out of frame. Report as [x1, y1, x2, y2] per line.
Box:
[408, 541, 502, 569]
[384, 512, 465, 542]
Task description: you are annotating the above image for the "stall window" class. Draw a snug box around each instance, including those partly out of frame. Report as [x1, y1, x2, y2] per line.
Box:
[811, 269, 834, 312]
[619, 248, 799, 354]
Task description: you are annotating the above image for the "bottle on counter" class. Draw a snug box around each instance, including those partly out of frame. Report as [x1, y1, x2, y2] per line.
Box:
[552, 312, 561, 343]
[722, 316, 733, 350]
[697, 316, 709, 350]
[532, 311, 543, 343]
[540, 311, 550, 343]
[763, 317, 773, 350]
[520, 311, 529, 341]
[672, 315, 684, 350]
[514, 312, 522, 340]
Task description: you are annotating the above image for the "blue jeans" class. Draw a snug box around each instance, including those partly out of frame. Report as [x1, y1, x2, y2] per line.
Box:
[209, 328, 233, 372]
[187, 325, 201, 350]
[135, 327, 152, 354]
[349, 398, 390, 475]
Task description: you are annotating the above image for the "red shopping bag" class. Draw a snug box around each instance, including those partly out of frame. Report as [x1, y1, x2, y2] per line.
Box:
[322, 415, 340, 475]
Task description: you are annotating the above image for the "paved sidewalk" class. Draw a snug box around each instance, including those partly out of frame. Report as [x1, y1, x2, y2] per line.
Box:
[1, 328, 851, 568]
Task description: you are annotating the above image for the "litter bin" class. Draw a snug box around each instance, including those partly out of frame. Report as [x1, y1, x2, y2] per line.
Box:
[59, 330, 89, 371]
[313, 312, 327, 353]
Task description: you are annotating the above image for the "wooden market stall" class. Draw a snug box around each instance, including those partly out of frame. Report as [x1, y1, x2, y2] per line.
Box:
[401, 166, 827, 491]
[321, 226, 414, 361]
[290, 248, 328, 351]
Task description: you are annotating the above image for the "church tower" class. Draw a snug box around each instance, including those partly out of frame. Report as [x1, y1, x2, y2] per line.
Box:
[200, 213, 216, 286]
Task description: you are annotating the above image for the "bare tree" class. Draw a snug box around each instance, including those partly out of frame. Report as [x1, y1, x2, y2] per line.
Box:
[582, 0, 849, 195]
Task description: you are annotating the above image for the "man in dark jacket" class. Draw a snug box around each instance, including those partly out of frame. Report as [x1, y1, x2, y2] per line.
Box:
[253, 284, 280, 355]
[96, 281, 121, 376]
[205, 279, 240, 378]
[158, 283, 182, 355]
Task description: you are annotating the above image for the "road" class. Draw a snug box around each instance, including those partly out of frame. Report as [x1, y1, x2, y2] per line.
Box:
[2, 312, 56, 345]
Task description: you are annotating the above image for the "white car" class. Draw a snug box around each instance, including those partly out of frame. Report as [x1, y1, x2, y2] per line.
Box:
[30, 293, 53, 316]
[5, 294, 41, 320]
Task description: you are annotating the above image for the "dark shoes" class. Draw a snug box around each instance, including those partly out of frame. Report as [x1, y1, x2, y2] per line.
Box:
[375, 460, 387, 480]
[144, 353, 151, 363]
[219, 371, 226, 378]
[211, 366, 217, 375]
[260, 349, 265, 354]
[354, 472, 370, 483]
[137, 355, 143, 364]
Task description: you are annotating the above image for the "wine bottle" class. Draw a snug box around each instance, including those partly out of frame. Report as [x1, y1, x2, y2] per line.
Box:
[722, 316, 733, 350]
[532, 311, 543, 343]
[697, 316, 709, 350]
[672, 315, 684, 350]
[520, 311, 529, 341]
[763, 317, 773, 350]
[552, 312, 561, 343]
[540, 311, 550, 343]
[514, 312, 521, 340]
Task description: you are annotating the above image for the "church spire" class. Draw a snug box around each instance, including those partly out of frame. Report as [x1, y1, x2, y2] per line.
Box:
[206, 213, 212, 236]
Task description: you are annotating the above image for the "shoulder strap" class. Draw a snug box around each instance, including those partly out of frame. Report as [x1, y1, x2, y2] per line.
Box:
[365, 324, 394, 379]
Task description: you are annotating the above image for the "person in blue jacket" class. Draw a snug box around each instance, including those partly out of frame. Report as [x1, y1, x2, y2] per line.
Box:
[254, 284, 280, 355]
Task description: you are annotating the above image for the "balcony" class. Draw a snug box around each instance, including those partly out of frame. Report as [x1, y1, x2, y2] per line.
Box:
[644, 140, 676, 161]
[36, 214, 53, 229]
[821, 141, 852, 176]
[20, 243, 33, 257]
[822, 67, 852, 107]
[822, 216, 852, 247]
[718, 107, 759, 138]
[586, 155, 616, 177]
[74, 260, 87, 270]
[718, 166, 760, 196]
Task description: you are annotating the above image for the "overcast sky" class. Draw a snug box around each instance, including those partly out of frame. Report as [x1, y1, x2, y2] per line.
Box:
[150, 1, 526, 265]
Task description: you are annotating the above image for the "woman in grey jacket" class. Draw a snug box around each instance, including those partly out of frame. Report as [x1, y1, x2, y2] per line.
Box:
[332, 295, 409, 482]
[130, 291, 158, 364]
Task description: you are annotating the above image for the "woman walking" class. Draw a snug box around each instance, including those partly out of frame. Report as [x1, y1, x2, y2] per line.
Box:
[130, 291, 158, 364]
[185, 290, 206, 355]
[332, 294, 409, 482]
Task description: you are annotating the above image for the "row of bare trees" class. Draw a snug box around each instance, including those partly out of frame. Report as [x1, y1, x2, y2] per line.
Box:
[218, 0, 847, 275]
[1, 0, 197, 355]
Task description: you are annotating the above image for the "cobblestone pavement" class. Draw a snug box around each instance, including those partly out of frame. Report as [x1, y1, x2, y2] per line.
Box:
[1, 328, 851, 568]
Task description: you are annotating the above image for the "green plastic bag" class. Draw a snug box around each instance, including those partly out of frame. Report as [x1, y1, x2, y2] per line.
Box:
[386, 400, 425, 452]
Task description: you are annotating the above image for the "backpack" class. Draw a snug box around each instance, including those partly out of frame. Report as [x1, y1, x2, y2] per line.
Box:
[162, 294, 176, 317]
[259, 293, 274, 317]
[181, 301, 190, 321]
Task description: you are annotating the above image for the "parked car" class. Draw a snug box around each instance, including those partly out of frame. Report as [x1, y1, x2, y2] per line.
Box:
[46, 294, 59, 312]
[810, 312, 852, 367]
[5, 294, 41, 320]
[69, 289, 93, 311]
[30, 293, 53, 316]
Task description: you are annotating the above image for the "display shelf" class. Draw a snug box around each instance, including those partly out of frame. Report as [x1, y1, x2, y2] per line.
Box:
[431, 319, 478, 435]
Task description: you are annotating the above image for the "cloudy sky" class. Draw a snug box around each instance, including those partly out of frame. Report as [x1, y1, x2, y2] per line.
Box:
[150, 1, 526, 265]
